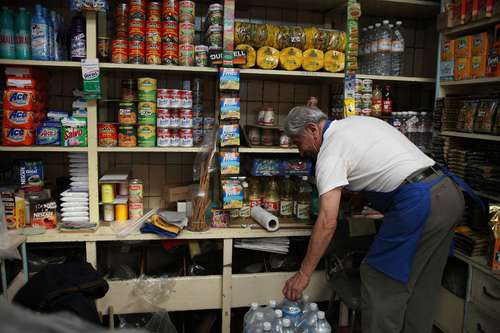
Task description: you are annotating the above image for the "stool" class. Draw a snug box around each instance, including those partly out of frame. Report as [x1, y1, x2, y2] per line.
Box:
[0, 235, 29, 300]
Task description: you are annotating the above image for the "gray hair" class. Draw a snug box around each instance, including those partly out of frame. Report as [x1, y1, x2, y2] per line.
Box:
[284, 106, 327, 136]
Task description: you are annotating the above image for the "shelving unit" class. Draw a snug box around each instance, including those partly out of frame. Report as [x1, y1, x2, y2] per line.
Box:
[0, 146, 89, 152]
[440, 131, 500, 142]
[357, 73, 436, 83]
[97, 147, 207, 153]
[0, 59, 80, 68]
[441, 15, 500, 38]
[238, 147, 299, 154]
[440, 76, 500, 86]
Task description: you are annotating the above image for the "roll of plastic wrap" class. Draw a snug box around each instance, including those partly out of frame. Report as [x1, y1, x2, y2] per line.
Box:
[250, 206, 280, 232]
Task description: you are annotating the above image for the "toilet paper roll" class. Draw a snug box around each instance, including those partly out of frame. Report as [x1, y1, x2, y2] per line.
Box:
[250, 206, 280, 232]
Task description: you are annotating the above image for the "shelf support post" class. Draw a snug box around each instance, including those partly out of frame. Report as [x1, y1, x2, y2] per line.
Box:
[222, 238, 233, 332]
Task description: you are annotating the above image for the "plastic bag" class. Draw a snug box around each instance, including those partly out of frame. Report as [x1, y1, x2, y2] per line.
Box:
[133, 274, 176, 308]
[145, 311, 178, 333]
[110, 208, 157, 237]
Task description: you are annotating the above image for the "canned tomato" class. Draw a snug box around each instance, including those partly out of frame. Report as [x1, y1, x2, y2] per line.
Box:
[157, 89, 169, 108]
[179, 44, 194, 66]
[162, 42, 178, 65]
[129, 0, 146, 20]
[146, 43, 161, 65]
[179, 22, 195, 44]
[179, 1, 195, 23]
[138, 125, 156, 147]
[147, 2, 161, 21]
[170, 89, 182, 108]
[183, 90, 192, 108]
[193, 116, 203, 129]
[118, 102, 137, 124]
[112, 39, 128, 63]
[162, 20, 178, 43]
[195, 45, 208, 67]
[163, 0, 179, 19]
[179, 109, 193, 128]
[138, 101, 157, 124]
[128, 19, 145, 41]
[157, 108, 172, 127]
[128, 179, 143, 201]
[129, 40, 145, 64]
[138, 77, 157, 101]
[98, 123, 118, 147]
[129, 202, 144, 220]
[157, 127, 172, 146]
[119, 125, 137, 147]
[146, 21, 161, 43]
[178, 128, 193, 147]
[193, 129, 203, 145]
[170, 129, 180, 146]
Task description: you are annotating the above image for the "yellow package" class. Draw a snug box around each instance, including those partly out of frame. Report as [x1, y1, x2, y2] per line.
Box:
[235, 21, 253, 45]
[251, 23, 270, 48]
[257, 46, 280, 70]
[304, 27, 317, 50]
[265, 24, 279, 49]
[2, 193, 26, 229]
[344, 97, 356, 117]
[302, 49, 324, 72]
[236, 44, 256, 68]
[324, 50, 345, 72]
[279, 47, 303, 71]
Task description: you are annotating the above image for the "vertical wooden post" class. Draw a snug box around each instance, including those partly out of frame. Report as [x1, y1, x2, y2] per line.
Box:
[222, 238, 233, 332]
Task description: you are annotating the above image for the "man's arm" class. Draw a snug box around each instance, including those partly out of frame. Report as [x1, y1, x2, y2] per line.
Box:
[283, 187, 342, 300]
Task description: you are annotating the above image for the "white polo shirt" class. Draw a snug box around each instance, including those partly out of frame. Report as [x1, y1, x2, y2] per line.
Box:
[315, 116, 435, 196]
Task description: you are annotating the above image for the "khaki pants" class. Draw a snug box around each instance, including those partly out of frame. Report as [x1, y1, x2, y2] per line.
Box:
[361, 177, 465, 333]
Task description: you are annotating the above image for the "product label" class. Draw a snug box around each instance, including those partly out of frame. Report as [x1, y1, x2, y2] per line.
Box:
[378, 38, 392, 52]
[250, 198, 261, 208]
[280, 199, 293, 216]
[31, 23, 49, 58]
[263, 200, 279, 212]
[239, 204, 251, 218]
[382, 100, 392, 114]
[71, 32, 86, 58]
[81, 58, 101, 99]
[296, 202, 310, 219]
[392, 40, 404, 52]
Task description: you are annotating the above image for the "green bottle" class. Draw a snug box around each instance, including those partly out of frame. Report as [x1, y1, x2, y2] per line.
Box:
[0, 7, 15, 59]
[15, 7, 31, 59]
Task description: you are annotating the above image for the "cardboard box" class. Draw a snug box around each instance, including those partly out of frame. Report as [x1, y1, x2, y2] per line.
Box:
[454, 57, 472, 80]
[163, 184, 196, 203]
[455, 35, 473, 58]
[441, 39, 456, 61]
[440, 60, 455, 81]
[471, 54, 487, 78]
[472, 32, 490, 56]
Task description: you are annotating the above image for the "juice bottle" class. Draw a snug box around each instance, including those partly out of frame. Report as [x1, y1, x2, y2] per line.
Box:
[382, 84, 393, 115]
[296, 176, 312, 220]
[279, 176, 294, 217]
[249, 178, 262, 208]
[239, 181, 251, 218]
[371, 85, 382, 117]
[263, 178, 280, 214]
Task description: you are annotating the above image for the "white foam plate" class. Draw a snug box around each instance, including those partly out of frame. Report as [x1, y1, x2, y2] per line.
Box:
[71, 177, 89, 182]
[62, 212, 89, 217]
[61, 197, 89, 203]
[60, 202, 89, 208]
[61, 217, 90, 222]
[61, 206, 89, 212]
[61, 190, 88, 197]
[70, 182, 89, 187]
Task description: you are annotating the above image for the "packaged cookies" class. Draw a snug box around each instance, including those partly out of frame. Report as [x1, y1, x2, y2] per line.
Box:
[257, 46, 280, 70]
[302, 49, 324, 71]
[279, 47, 303, 71]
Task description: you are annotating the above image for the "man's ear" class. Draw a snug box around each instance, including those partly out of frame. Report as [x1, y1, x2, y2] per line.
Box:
[305, 122, 318, 134]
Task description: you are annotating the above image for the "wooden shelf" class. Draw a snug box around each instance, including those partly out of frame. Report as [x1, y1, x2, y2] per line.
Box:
[99, 62, 217, 74]
[97, 147, 207, 153]
[441, 15, 500, 38]
[0, 146, 88, 152]
[239, 147, 299, 154]
[440, 131, 500, 142]
[239, 68, 344, 79]
[357, 73, 436, 83]
[454, 251, 500, 279]
[360, 0, 440, 18]
[440, 76, 500, 86]
[0, 59, 80, 68]
[475, 190, 500, 202]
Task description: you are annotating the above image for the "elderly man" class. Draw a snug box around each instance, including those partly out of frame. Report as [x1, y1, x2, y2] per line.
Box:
[281, 106, 472, 333]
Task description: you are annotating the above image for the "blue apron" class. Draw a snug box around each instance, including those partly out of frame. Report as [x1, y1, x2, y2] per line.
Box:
[320, 120, 483, 284]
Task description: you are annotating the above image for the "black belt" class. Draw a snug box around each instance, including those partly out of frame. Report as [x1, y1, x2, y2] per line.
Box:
[404, 165, 442, 184]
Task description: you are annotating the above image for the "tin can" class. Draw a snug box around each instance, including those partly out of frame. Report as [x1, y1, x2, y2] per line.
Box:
[355, 78, 363, 93]
[163, 0, 179, 20]
[138, 101, 157, 124]
[119, 183, 129, 196]
[203, 117, 215, 130]
[112, 39, 128, 63]
[98, 37, 110, 61]
[193, 129, 204, 145]
[179, 44, 194, 66]
[118, 102, 137, 124]
[280, 133, 290, 148]
[138, 125, 156, 147]
[170, 129, 180, 146]
[129, 0, 146, 20]
[128, 179, 144, 201]
[129, 202, 144, 220]
[115, 204, 128, 221]
[146, 43, 162, 64]
[128, 19, 145, 41]
[192, 116, 203, 129]
[146, 20, 162, 43]
[207, 3, 223, 25]
[157, 108, 172, 127]
[362, 79, 373, 93]
[157, 89, 169, 108]
[138, 77, 157, 101]
[162, 20, 179, 43]
[162, 42, 178, 65]
[103, 204, 114, 222]
[116, 3, 129, 38]
[195, 45, 208, 67]
[179, 22, 195, 44]
[179, 109, 193, 128]
[116, 23, 129, 39]
[192, 103, 203, 116]
[361, 93, 372, 109]
[121, 79, 137, 101]
[129, 40, 145, 64]
[170, 109, 180, 128]
[101, 183, 115, 204]
[179, 128, 193, 147]
[179, 1, 195, 23]
[119, 125, 137, 147]
[157, 127, 171, 146]
[206, 24, 223, 47]
[147, 2, 161, 21]
[261, 128, 274, 146]
[171, 89, 182, 108]
[183, 90, 192, 108]
[98, 123, 118, 147]
[248, 127, 260, 145]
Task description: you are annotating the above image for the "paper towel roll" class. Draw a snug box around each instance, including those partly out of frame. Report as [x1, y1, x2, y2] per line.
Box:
[251, 206, 280, 232]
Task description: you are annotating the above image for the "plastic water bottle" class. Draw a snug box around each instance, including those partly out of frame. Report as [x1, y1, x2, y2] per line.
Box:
[296, 303, 319, 332]
[262, 300, 278, 322]
[370, 23, 380, 75]
[244, 303, 260, 329]
[0, 6, 16, 59]
[364, 25, 373, 74]
[272, 310, 284, 333]
[246, 312, 266, 333]
[280, 298, 302, 328]
[391, 20, 405, 76]
[314, 311, 332, 333]
[300, 295, 312, 313]
[70, 13, 86, 61]
[50, 10, 60, 60]
[377, 20, 392, 76]
[15, 7, 31, 60]
[31, 4, 49, 60]
[281, 319, 294, 333]
[359, 27, 367, 74]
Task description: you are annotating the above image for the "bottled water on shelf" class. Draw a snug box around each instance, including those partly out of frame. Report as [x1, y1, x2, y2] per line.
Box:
[365, 25, 374, 74]
[244, 303, 260, 328]
[280, 298, 302, 328]
[272, 310, 284, 333]
[263, 300, 278, 323]
[314, 311, 332, 333]
[281, 318, 294, 333]
[263, 322, 272, 332]
[391, 20, 405, 76]
[377, 20, 392, 76]
[359, 27, 367, 73]
[244, 311, 265, 333]
[296, 303, 319, 332]
[371, 23, 381, 75]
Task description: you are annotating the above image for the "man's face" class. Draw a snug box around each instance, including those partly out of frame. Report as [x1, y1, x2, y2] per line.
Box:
[290, 128, 318, 158]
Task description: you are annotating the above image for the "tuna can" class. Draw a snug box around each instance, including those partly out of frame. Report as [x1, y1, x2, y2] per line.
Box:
[129, 0, 146, 20]
[115, 204, 128, 221]
[146, 42, 162, 64]
[118, 102, 137, 124]
[147, 2, 161, 21]
[128, 40, 145, 64]
[129, 179, 144, 201]
[157, 108, 172, 127]
[119, 182, 129, 196]
[179, 109, 193, 128]
[157, 89, 169, 108]
[101, 183, 115, 204]
[192, 116, 203, 129]
[193, 129, 204, 145]
[170, 110, 180, 128]
[121, 79, 137, 101]
[195, 45, 208, 67]
[138, 77, 157, 101]
[98, 123, 118, 147]
[161, 42, 178, 65]
[138, 125, 156, 147]
[128, 202, 144, 220]
[138, 101, 157, 124]
[118, 125, 137, 147]
[170, 129, 180, 146]
[179, 43, 195, 65]
[179, 22, 195, 44]
[162, 20, 178, 43]
[128, 19, 145, 41]
[146, 20, 162, 44]
[178, 128, 193, 147]
[112, 39, 128, 63]
[157, 127, 172, 146]
[179, 1, 195, 23]
[103, 204, 114, 222]
[162, 0, 179, 20]
[171, 89, 182, 108]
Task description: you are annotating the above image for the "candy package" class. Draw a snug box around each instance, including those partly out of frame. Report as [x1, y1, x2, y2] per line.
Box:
[221, 179, 243, 209]
[220, 97, 241, 120]
[219, 152, 240, 175]
[219, 124, 240, 146]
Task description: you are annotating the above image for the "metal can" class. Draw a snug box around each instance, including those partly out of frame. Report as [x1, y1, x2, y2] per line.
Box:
[183, 90, 192, 108]
[362, 79, 373, 93]
[129, 0, 146, 20]
[128, 40, 145, 64]
[98, 123, 118, 147]
[162, 0, 179, 20]
[118, 102, 137, 124]
[248, 127, 260, 145]
[146, 42, 162, 64]
[193, 129, 204, 145]
[118, 182, 129, 196]
[170, 129, 180, 146]
[179, 22, 195, 44]
[161, 20, 178, 43]
[121, 79, 137, 101]
[118, 125, 137, 147]
[195, 45, 208, 67]
[98, 37, 110, 61]
[361, 93, 372, 109]
[170, 109, 180, 128]
[147, 2, 161, 21]
[171, 89, 182, 108]
[179, 1, 195, 23]
[138, 77, 157, 101]
[178, 128, 193, 147]
[112, 39, 128, 64]
[146, 20, 162, 44]
[138, 125, 156, 147]
[179, 109, 193, 128]
[103, 204, 114, 222]
[207, 3, 223, 25]
[192, 103, 203, 116]
[203, 117, 215, 130]
[261, 128, 274, 146]
[192, 116, 203, 129]
[355, 78, 363, 93]
[206, 24, 223, 47]
[128, 202, 144, 220]
[157, 127, 172, 146]
[128, 19, 145, 41]
[101, 183, 115, 204]
[128, 179, 144, 201]
[161, 42, 178, 65]
[115, 204, 128, 221]
[138, 101, 157, 124]
[116, 3, 129, 38]
[179, 44, 194, 66]
[157, 89, 169, 108]
[157, 108, 172, 127]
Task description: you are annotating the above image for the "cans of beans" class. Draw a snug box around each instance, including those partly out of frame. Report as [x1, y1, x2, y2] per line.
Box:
[146, 21, 162, 44]
[179, 1, 195, 23]
[179, 109, 193, 128]
[147, 2, 161, 21]
[118, 102, 137, 124]
[137, 125, 156, 147]
[128, 179, 143, 201]
[179, 44, 194, 66]
[146, 43, 162, 64]
[157, 108, 173, 127]
[178, 128, 193, 147]
[98, 123, 118, 147]
[128, 202, 144, 220]
[129, 0, 146, 20]
[195, 45, 208, 67]
[207, 3, 223, 25]
[138, 77, 157, 101]
[162, 42, 178, 65]
[129, 19, 145, 41]
[119, 125, 137, 147]
[206, 24, 223, 47]
[163, 0, 179, 20]
[162, 20, 179, 43]
[157, 127, 172, 146]
[138, 101, 157, 124]
[157, 89, 169, 108]
[179, 22, 195, 44]
[170, 129, 180, 146]
[193, 129, 203, 145]
[112, 39, 128, 63]
[128, 40, 145, 64]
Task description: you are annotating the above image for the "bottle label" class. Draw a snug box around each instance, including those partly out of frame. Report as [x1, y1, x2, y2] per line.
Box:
[239, 204, 251, 218]
[382, 100, 392, 114]
[378, 38, 392, 52]
[250, 198, 261, 208]
[263, 199, 279, 212]
[392, 40, 404, 52]
[71, 32, 86, 58]
[296, 202, 310, 220]
[371, 41, 378, 53]
[31, 23, 49, 58]
[280, 199, 293, 216]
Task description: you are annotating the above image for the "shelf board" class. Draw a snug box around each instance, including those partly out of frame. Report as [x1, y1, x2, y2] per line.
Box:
[440, 76, 500, 86]
[97, 146, 206, 153]
[440, 131, 500, 142]
[453, 251, 500, 279]
[0, 146, 88, 152]
[239, 68, 344, 79]
[0, 59, 81, 68]
[239, 147, 299, 154]
[475, 190, 500, 202]
[357, 73, 436, 83]
[99, 62, 217, 74]
[360, 0, 440, 18]
[441, 15, 500, 38]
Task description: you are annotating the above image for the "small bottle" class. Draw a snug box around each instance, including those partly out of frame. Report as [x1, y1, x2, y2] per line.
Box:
[382, 85, 393, 115]
[15, 7, 31, 60]
[263, 178, 280, 214]
[31, 4, 49, 60]
[249, 178, 262, 208]
[70, 13, 86, 61]
[296, 176, 311, 220]
[0, 6, 16, 59]
[272, 310, 284, 333]
[244, 303, 260, 329]
[315, 311, 332, 333]
[279, 176, 294, 217]
[44, 7, 54, 60]
[371, 85, 382, 117]
[240, 181, 251, 218]
[377, 20, 392, 76]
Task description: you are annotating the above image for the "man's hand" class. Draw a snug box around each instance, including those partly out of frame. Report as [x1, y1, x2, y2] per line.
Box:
[283, 270, 311, 301]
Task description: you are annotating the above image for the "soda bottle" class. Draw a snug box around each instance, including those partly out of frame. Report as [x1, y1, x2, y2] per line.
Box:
[15, 7, 31, 60]
[263, 178, 280, 214]
[391, 20, 405, 76]
[70, 13, 86, 61]
[382, 85, 393, 115]
[314, 311, 332, 333]
[31, 4, 49, 60]
[371, 85, 382, 117]
[240, 181, 251, 218]
[371, 23, 381, 75]
[296, 176, 311, 220]
[279, 176, 294, 217]
[377, 20, 392, 76]
[0, 6, 16, 59]
[249, 178, 262, 208]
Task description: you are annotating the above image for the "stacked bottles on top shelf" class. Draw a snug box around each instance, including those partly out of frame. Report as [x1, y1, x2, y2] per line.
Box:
[359, 20, 405, 76]
[390, 110, 433, 153]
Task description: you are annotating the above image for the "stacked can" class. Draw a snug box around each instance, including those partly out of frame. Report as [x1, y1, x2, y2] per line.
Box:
[128, 0, 146, 64]
[117, 79, 138, 147]
[138, 77, 157, 147]
[178, 1, 195, 66]
[162, 0, 179, 65]
[128, 179, 144, 220]
[356, 78, 373, 116]
[112, 3, 129, 63]
[205, 3, 223, 65]
[146, 2, 162, 65]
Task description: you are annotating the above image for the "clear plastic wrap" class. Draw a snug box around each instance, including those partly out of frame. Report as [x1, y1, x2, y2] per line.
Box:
[110, 208, 157, 237]
[145, 311, 178, 333]
[133, 274, 176, 308]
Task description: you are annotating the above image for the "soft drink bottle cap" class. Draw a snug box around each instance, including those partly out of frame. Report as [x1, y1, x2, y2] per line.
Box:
[282, 318, 291, 327]
[263, 322, 272, 331]
[383, 19, 389, 24]
[375, 23, 381, 27]
[251, 302, 258, 310]
[317, 311, 325, 320]
[310, 303, 318, 311]
[256, 312, 264, 320]
[275, 309, 283, 318]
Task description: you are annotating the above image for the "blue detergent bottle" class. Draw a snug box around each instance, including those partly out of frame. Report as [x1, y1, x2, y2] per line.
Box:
[31, 4, 49, 60]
